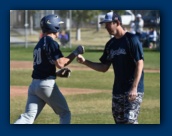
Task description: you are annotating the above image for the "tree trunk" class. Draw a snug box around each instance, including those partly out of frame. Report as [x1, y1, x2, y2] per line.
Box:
[97, 15, 101, 32]
[29, 15, 33, 35]
[76, 28, 81, 41]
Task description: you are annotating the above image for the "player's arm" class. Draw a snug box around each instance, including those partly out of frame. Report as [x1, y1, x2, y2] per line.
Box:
[77, 54, 111, 72]
[132, 59, 144, 89]
[128, 59, 144, 101]
[55, 45, 84, 69]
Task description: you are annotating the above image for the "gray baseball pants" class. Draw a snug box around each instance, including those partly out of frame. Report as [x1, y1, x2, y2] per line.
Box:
[14, 79, 71, 124]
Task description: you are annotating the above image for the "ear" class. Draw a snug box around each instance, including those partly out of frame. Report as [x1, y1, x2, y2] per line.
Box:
[116, 20, 121, 26]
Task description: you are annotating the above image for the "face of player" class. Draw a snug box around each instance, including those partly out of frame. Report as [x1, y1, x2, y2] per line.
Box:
[105, 22, 118, 36]
[55, 32, 59, 38]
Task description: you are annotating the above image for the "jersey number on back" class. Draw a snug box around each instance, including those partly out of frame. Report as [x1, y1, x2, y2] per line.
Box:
[33, 48, 42, 65]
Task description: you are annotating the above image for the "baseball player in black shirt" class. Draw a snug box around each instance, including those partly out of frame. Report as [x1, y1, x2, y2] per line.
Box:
[14, 14, 84, 124]
[77, 11, 144, 124]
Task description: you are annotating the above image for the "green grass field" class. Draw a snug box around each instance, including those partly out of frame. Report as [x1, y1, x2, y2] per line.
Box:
[10, 46, 160, 70]
[10, 44, 160, 124]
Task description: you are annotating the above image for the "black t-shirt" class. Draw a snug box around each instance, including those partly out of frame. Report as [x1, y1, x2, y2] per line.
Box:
[100, 32, 144, 94]
[32, 36, 64, 79]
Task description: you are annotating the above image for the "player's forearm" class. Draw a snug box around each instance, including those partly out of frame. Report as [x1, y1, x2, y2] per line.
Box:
[65, 45, 85, 66]
[83, 60, 109, 72]
[57, 53, 80, 68]
[65, 53, 76, 66]
[132, 59, 144, 89]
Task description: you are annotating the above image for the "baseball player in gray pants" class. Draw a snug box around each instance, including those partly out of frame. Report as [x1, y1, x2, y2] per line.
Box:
[14, 14, 84, 124]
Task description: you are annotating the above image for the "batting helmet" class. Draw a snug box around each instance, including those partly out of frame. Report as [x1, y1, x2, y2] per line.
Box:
[40, 14, 64, 33]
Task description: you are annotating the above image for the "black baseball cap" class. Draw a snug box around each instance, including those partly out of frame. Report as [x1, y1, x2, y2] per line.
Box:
[99, 11, 122, 24]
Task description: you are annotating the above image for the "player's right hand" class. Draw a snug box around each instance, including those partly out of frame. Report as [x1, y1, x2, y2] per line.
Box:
[73, 45, 85, 56]
[56, 68, 71, 78]
[77, 54, 85, 64]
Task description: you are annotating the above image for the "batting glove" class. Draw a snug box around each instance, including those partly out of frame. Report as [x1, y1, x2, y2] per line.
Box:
[56, 68, 71, 78]
[73, 45, 85, 56]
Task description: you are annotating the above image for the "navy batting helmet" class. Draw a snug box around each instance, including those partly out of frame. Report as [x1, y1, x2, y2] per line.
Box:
[40, 14, 64, 33]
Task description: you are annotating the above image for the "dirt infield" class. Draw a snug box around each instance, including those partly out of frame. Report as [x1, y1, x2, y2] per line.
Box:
[10, 86, 109, 97]
[10, 60, 94, 71]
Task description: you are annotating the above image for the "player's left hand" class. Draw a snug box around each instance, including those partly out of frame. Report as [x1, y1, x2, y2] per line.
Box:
[128, 88, 138, 101]
[56, 68, 71, 78]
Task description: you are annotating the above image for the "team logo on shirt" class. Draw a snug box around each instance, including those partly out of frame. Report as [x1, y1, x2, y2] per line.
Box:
[107, 48, 126, 60]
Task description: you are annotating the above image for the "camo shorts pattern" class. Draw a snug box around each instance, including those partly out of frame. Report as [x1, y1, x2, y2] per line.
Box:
[112, 92, 144, 124]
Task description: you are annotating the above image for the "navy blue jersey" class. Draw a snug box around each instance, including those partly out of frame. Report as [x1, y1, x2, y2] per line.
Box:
[32, 36, 64, 79]
[100, 32, 144, 94]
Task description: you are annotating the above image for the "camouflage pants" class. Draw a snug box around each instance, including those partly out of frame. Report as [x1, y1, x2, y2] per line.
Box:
[112, 92, 144, 124]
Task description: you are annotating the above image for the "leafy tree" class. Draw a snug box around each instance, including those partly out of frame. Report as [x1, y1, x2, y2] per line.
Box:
[59, 10, 101, 41]
[58, 10, 125, 41]
[72, 10, 101, 40]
